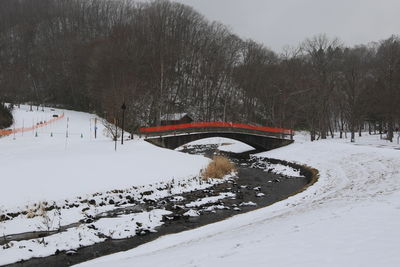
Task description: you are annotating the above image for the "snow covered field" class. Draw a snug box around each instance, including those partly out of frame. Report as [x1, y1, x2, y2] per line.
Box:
[75, 132, 400, 267]
[1, 106, 228, 265]
[0, 105, 209, 212]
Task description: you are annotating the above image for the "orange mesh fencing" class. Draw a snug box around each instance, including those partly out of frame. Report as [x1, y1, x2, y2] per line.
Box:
[0, 113, 65, 137]
[139, 122, 293, 135]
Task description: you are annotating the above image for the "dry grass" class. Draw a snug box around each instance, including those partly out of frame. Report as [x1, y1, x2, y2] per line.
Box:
[25, 201, 50, 219]
[201, 155, 236, 180]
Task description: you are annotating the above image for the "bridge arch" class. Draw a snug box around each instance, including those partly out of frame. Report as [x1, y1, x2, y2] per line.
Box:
[144, 132, 293, 152]
[140, 122, 294, 152]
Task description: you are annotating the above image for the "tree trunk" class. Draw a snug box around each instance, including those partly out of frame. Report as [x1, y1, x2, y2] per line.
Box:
[351, 130, 355, 143]
[329, 123, 334, 138]
[350, 122, 355, 142]
[310, 129, 315, 141]
[339, 118, 344, 138]
[388, 120, 394, 142]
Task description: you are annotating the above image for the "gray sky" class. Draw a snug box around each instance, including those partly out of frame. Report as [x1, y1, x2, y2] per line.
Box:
[174, 0, 400, 52]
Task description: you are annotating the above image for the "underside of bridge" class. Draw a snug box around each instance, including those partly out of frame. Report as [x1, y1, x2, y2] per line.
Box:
[144, 132, 293, 152]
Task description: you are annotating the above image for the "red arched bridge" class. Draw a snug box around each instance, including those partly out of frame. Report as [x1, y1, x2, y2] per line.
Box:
[139, 122, 294, 152]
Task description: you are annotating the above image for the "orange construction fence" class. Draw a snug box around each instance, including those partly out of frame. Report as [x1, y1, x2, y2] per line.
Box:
[139, 122, 293, 135]
[0, 113, 65, 137]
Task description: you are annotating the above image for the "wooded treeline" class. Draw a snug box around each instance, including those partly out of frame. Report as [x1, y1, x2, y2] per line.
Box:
[0, 0, 399, 141]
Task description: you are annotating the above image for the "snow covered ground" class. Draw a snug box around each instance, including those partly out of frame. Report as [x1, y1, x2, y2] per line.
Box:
[0, 105, 209, 212]
[2, 106, 400, 266]
[1, 106, 233, 265]
[75, 132, 400, 267]
[186, 137, 255, 153]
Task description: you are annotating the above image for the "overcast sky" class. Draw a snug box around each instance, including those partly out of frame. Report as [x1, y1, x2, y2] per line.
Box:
[174, 0, 400, 52]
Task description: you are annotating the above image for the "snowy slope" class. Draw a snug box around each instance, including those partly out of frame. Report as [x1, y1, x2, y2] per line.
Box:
[75, 133, 400, 267]
[0, 105, 209, 212]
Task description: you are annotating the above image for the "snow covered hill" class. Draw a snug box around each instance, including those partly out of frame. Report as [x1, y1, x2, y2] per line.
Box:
[0, 105, 209, 212]
[75, 133, 400, 267]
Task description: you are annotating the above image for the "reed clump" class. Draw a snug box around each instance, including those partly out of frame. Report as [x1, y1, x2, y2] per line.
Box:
[201, 156, 235, 179]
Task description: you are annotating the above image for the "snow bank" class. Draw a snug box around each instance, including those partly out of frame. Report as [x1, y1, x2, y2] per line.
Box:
[184, 137, 255, 153]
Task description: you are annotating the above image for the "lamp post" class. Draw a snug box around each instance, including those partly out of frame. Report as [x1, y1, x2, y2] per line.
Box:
[121, 102, 126, 145]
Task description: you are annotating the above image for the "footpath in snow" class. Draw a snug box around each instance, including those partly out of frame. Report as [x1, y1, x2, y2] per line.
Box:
[74, 132, 400, 267]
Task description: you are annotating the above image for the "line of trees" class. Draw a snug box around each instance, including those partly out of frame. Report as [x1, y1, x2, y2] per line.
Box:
[0, 0, 399, 141]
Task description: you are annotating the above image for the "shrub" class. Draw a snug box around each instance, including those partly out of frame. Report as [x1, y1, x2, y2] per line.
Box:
[201, 156, 236, 179]
[0, 103, 13, 129]
[102, 118, 122, 141]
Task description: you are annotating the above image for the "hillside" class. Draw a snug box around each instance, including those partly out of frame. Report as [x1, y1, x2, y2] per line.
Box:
[0, 105, 209, 212]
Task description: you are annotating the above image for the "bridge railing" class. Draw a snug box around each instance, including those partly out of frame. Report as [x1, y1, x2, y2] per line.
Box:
[139, 122, 294, 140]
